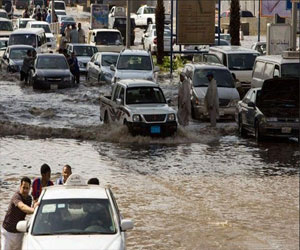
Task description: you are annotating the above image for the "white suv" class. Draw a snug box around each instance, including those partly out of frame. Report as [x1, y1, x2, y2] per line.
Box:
[111, 49, 159, 84]
[17, 174, 134, 250]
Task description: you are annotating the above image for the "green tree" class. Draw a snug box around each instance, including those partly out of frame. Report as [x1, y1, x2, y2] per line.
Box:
[229, 0, 240, 45]
[155, 0, 165, 64]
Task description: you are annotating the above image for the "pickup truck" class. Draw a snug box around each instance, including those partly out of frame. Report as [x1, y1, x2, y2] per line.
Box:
[100, 79, 177, 136]
[131, 5, 156, 27]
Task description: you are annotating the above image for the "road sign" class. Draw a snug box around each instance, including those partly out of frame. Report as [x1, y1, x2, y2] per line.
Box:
[267, 23, 292, 55]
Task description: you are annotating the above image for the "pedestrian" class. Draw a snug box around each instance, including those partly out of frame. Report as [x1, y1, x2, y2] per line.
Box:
[87, 178, 99, 185]
[70, 24, 79, 43]
[1, 177, 39, 250]
[59, 36, 68, 51]
[22, 7, 29, 18]
[56, 164, 72, 185]
[69, 52, 80, 84]
[204, 72, 219, 127]
[20, 49, 32, 84]
[35, 7, 42, 21]
[31, 163, 54, 202]
[177, 71, 191, 127]
[64, 25, 71, 42]
[46, 10, 51, 23]
[42, 9, 47, 21]
[78, 23, 85, 43]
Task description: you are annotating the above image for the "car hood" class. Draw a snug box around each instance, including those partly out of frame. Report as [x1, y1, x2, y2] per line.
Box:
[77, 56, 91, 64]
[193, 86, 239, 99]
[36, 69, 71, 77]
[24, 234, 122, 250]
[0, 31, 12, 38]
[115, 70, 153, 80]
[45, 33, 54, 39]
[128, 104, 176, 115]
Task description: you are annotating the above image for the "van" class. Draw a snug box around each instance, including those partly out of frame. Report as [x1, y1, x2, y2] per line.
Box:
[48, 0, 66, 16]
[251, 51, 300, 88]
[87, 29, 124, 52]
[209, 46, 260, 90]
[8, 28, 47, 53]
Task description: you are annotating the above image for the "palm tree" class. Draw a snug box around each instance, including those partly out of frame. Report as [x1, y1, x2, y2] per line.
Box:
[229, 0, 240, 45]
[155, 0, 165, 64]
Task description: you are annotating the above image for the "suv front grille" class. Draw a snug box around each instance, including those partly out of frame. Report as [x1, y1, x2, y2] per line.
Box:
[219, 99, 230, 107]
[143, 114, 166, 122]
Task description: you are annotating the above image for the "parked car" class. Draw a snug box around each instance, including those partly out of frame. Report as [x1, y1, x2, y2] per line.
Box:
[0, 18, 13, 38]
[111, 49, 159, 84]
[236, 78, 299, 141]
[183, 63, 240, 120]
[215, 33, 231, 44]
[251, 51, 300, 88]
[0, 9, 9, 19]
[142, 23, 170, 45]
[48, 0, 66, 16]
[0, 45, 35, 72]
[29, 53, 75, 89]
[26, 21, 56, 49]
[251, 42, 266, 55]
[143, 29, 173, 54]
[16, 174, 134, 250]
[58, 15, 76, 35]
[221, 10, 254, 17]
[66, 43, 98, 75]
[87, 29, 124, 53]
[131, 5, 156, 27]
[15, 18, 35, 29]
[100, 80, 177, 136]
[87, 52, 119, 84]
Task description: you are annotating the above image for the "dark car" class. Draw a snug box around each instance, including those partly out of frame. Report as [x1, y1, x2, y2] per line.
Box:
[221, 10, 254, 18]
[58, 16, 76, 35]
[0, 45, 35, 72]
[236, 78, 299, 141]
[29, 54, 75, 90]
[112, 17, 135, 46]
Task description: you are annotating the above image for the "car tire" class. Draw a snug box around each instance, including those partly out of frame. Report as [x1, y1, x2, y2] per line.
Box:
[147, 19, 152, 26]
[238, 116, 247, 137]
[255, 120, 264, 142]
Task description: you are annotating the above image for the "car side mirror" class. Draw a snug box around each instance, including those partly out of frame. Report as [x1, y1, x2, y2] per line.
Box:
[120, 219, 134, 231]
[247, 102, 256, 109]
[116, 98, 122, 105]
[3, 55, 7, 60]
[110, 64, 115, 71]
[154, 66, 160, 72]
[16, 220, 28, 233]
[166, 98, 171, 104]
[94, 61, 99, 66]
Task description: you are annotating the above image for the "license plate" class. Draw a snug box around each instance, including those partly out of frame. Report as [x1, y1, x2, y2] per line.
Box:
[50, 84, 58, 90]
[219, 111, 225, 116]
[281, 127, 291, 133]
[151, 125, 161, 134]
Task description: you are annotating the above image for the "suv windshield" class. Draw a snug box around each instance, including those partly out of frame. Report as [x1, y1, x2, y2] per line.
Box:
[10, 48, 33, 60]
[37, 56, 68, 69]
[144, 7, 155, 14]
[101, 54, 118, 66]
[32, 24, 51, 33]
[54, 2, 65, 10]
[228, 53, 258, 70]
[281, 63, 300, 78]
[74, 46, 98, 57]
[117, 55, 152, 70]
[32, 199, 116, 235]
[9, 34, 36, 47]
[95, 32, 122, 46]
[0, 21, 13, 31]
[0, 12, 8, 19]
[19, 19, 32, 28]
[126, 87, 166, 104]
[193, 68, 235, 88]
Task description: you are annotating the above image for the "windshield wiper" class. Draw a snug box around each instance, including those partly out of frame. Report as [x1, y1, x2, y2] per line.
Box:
[34, 233, 56, 236]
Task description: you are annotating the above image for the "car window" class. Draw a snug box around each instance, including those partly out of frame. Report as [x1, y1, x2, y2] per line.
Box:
[74, 46, 98, 57]
[101, 54, 118, 67]
[136, 7, 142, 15]
[274, 65, 280, 77]
[242, 89, 252, 103]
[9, 34, 37, 47]
[228, 53, 258, 70]
[117, 55, 152, 70]
[250, 90, 256, 103]
[126, 87, 166, 104]
[54, 2, 65, 10]
[281, 63, 300, 78]
[95, 32, 122, 46]
[119, 87, 125, 105]
[193, 68, 235, 88]
[144, 7, 155, 14]
[0, 21, 13, 31]
[37, 56, 68, 69]
[113, 85, 121, 102]
[253, 61, 265, 78]
[264, 63, 274, 78]
[31, 24, 51, 33]
[31, 199, 116, 235]
[10, 48, 33, 60]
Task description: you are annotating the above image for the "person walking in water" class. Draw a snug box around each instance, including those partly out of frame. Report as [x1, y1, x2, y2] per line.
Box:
[204, 72, 219, 127]
[177, 71, 191, 126]
[1, 177, 39, 250]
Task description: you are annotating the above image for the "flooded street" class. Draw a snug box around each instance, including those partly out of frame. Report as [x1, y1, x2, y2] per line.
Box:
[0, 72, 299, 249]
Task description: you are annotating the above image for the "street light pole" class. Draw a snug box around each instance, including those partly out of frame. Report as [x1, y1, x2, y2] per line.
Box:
[291, 2, 298, 50]
[258, 0, 261, 42]
[51, 0, 55, 23]
[126, 0, 131, 48]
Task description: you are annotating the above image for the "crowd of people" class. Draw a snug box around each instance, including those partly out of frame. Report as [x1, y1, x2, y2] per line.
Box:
[22, 6, 53, 22]
[1, 163, 99, 250]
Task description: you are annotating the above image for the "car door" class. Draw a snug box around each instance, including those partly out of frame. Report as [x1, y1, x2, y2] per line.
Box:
[109, 84, 121, 122]
[240, 90, 252, 128]
[87, 53, 95, 80]
[245, 90, 257, 131]
[2, 48, 9, 71]
[115, 87, 126, 124]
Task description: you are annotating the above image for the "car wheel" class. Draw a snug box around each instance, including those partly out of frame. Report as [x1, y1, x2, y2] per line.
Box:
[147, 19, 152, 26]
[255, 120, 264, 142]
[104, 112, 109, 124]
[238, 116, 247, 137]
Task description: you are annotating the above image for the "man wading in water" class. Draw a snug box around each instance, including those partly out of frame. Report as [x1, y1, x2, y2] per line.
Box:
[177, 71, 191, 126]
[204, 72, 219, 127]
[1, 177, 39, 250]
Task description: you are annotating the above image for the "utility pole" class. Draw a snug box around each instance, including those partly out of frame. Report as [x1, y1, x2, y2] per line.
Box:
[258, 0, 261, 42]
[291, 1, 298, 50]
[51, 0, 55, 23]
[126, 0, 131, 48]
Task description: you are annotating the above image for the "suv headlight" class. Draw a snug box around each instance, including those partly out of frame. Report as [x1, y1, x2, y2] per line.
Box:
[78, 61, 84, 68]
[36, 75, 45, 81]
[132, 114, 141, 122]
[229, 99, 239, 107]
[167, 113, 176, 121]
[64, 76, 72, 81]
[266, 117, 278, 122]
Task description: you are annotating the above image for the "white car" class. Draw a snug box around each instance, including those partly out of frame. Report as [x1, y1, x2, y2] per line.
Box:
[111, 49, 159, 84]
[17, 174, 134, 250]
[131, 5, 155, 27]
[141, 24, 170, 47]
[26, 21, 56, 50]
[143, 29, 173, 54]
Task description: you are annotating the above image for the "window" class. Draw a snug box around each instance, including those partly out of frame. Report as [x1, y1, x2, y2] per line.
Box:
[281, 63, 300, 78]
[9, 34, 37, 47]
[37, 56, 68, 69]
[253, 61, 265, 78]
[0, 21, 13, 31]
[136, 7, 142, 15]
[10, 49, 33, 60]
[74, 46, 98, 57]
[117, 55, 152, 70]
[263, 63, 274, 78]
[32, 24, 51, 33]
[144, 7, 155, 14]
[126, 87, 166, 104]
[101, 54, 118, 67]
[113, 85, 121, 102]
[274, 65, 280, 77]
[228, 53, 258, 70]
[95, 32, 122, 46]
[54, 2, 65, 10]
[119, 87, 125, 104]
[193, 69, 235, 88]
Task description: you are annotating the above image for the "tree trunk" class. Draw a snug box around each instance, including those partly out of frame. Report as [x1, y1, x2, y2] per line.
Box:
[229, 0, 240, 45]
[155, 0, 165, 64]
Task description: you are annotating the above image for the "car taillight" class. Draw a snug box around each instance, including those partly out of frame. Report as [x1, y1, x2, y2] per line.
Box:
[153, 37, 157, 44]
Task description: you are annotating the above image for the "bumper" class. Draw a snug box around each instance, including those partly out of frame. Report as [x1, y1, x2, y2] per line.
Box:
[193, 105, 236, 120]
[33, 79, 74, 90]
[259, 122, 299, 138]
[127, 121, 177, 137]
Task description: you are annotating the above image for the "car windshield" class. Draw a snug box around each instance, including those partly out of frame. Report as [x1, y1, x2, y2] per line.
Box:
[144, 7, 155, 14]
[31, 24, 51, 33]
[61, 16, 74, 22]
[95, 32, 122, 46]
[19, 20, 32, 28]
[101, 54, 118, 66]
[117, 55, 152, 70]
[31, 199, 116, 235]
[228, 53, 258, 70]
[0, 21, 13, 31]
[0, 12, 8, 19]
[281, 63, 300, 78]
[0, 40, 7, 48]
[9, 34, 36, 47]
[126, 87, 166, 104]
[54, 2, 65, 10]
[74, 46, 98, 57]
[10, 48, 32, 60]
[193, 68, 235, 88]
[37, 56, 68, 69]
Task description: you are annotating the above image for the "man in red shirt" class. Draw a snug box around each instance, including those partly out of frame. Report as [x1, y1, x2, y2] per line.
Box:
[1, 177, 39, 250]
[32, 163, 54, 202]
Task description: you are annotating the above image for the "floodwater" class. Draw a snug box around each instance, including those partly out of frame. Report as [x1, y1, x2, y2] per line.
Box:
[0, 71, 299, 250]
